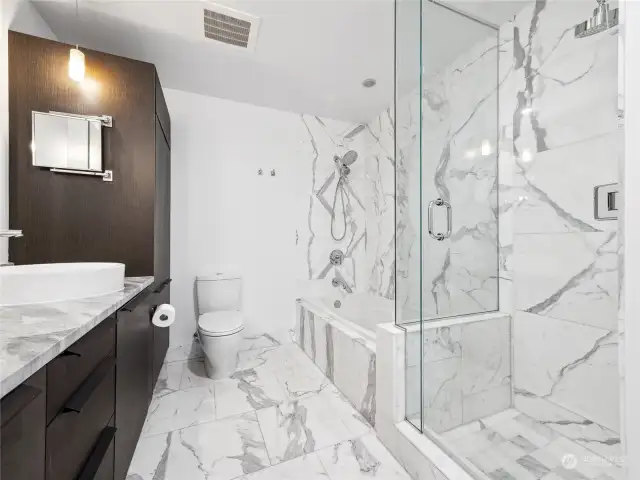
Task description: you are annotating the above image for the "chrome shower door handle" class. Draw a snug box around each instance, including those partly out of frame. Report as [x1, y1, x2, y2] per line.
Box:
[441, 199, 452, 239]
[427, 200, 445, 241]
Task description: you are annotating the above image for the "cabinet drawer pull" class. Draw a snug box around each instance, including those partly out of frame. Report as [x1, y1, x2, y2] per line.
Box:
[60, 350, 82, 357]
[76, 426, 117, 480]
[62, 356, 115, 414]
[153, 277, 172, 293]
[0, 384, 42, 427]
[121, 287, 153, 312]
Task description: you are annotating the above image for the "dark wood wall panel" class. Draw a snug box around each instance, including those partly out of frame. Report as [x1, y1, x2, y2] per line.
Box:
[8, 31, 157, 276]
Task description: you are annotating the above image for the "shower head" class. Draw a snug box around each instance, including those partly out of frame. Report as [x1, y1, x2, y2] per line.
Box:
[341, 150, 358, 166]
[575, 0, 619, 38]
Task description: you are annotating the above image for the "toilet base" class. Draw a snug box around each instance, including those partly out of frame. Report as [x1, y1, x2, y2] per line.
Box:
[198, 329, 243, 380]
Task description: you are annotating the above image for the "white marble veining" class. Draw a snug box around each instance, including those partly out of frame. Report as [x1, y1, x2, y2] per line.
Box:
[514, 311, 620, 433]
[130, 412, 271, 480]
[296, 303, 377, 426]
[129, 342, 408, 480]
[443, 408, 623, 480]
[405, 315, 511, 433]
[0, 276, 153, 398]
[496, 0, 623, 461]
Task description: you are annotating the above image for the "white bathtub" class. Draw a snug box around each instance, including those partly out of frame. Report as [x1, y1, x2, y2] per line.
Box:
[300, 292, 394, 343]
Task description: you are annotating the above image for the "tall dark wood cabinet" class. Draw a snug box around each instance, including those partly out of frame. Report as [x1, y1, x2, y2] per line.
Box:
[7, 32, 172, 480]
[8, 31, 171, 293]
[152, 78, 171, 386]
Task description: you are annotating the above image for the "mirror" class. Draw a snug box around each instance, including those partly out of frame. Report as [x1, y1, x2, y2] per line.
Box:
[32, 112, 103, 172]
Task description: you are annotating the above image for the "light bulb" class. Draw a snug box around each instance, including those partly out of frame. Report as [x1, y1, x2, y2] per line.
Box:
[68, 47, 85, 82]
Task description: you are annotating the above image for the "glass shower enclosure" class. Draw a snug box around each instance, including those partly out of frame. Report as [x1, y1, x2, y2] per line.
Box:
[395, 0, 624, 479]
[395, 0, 500, 430]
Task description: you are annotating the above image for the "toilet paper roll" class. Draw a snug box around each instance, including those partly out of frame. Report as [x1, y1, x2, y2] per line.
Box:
[152, 304, 175, 328]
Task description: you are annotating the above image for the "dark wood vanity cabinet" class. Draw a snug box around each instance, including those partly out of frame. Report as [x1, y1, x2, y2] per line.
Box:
[0, 368, 46, 480]
[114, 288, 155, 480]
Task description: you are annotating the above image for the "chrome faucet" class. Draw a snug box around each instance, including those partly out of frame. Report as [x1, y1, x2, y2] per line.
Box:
[0, 230, 23, 238]
[331, 277, 353, 294]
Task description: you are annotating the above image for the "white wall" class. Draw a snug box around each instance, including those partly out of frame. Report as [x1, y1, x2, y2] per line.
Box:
[167, 88, 362, 347]
[1, 0, 56, 262]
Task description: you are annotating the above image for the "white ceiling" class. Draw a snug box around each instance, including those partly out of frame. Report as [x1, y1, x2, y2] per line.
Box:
[29, 0, 526, 123]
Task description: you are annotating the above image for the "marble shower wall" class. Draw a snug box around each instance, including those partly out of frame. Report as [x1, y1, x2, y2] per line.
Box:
[497, 0, 623, 454]
[392, 31, 501, 323]
[297, 115, 395, 300]
[405, 315, 512, 434]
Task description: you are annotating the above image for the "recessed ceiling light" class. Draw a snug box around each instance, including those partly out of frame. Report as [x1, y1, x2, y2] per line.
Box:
[362, 78, 376, 88]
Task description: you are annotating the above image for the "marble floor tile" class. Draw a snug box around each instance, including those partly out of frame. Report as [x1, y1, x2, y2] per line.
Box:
[239, 333, 282, 353]
[153, 361, 184, 397]
[214, 367, 288, 420]
[316, 433, 412, 480]
[239, 453, 329, 480]
[132, 343, 413, 480]
[141, 385, 216, 437]
[444, 410, 623, 480]
[164, 340, 204, 363]
[178, 358, 214, 389]
[256, 386, 372, 465]
[128, 412, 270, 480]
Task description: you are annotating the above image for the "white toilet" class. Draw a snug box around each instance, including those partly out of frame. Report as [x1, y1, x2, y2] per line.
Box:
[196, 271, 245, 380]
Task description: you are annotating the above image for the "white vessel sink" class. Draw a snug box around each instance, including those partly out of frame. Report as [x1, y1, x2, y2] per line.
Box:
[0, 263, 125, 307]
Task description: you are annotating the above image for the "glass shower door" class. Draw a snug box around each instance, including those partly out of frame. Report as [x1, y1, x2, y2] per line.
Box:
[419, 2, 499, 321]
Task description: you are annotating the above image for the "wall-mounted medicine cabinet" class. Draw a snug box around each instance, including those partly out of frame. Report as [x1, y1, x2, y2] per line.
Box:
[31, 111, 111, 174]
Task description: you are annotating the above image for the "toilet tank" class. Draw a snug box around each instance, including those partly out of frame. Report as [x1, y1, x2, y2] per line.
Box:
[196, 272, 242, 314]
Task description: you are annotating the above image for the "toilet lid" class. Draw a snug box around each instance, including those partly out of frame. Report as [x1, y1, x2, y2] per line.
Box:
[198, 311, 244, 336]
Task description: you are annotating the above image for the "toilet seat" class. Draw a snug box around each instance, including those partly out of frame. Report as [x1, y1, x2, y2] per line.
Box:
[198, 311, 244, 337]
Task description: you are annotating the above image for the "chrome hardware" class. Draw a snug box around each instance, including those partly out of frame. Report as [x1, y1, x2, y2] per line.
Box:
[50, 168, 113, 182]
[334, 300, 342, 308]
[270, 169, 276, 176]
[329, 249, 344, 266]
[594, 183, 619, 220]
[427, 198, 452, 241]
[331, 277, 353, 294]
[442, 198, 452, 239]
[0, 230, 23, 238]
[258, 169, 263, 175]
[49, 111, 113, 127]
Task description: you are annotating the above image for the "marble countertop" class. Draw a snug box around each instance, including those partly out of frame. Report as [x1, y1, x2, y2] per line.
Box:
[0, 276, 154, 398]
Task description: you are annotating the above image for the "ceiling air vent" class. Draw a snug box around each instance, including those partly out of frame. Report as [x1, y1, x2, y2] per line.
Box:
[203, 4, 260, 51]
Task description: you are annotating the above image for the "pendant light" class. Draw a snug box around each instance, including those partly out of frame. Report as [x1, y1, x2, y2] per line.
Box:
[68, 0, 85, 82]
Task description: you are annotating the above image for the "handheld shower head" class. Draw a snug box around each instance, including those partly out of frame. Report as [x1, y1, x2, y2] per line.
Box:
[341, 150, 358, 166]
[334, 151, 358, 177]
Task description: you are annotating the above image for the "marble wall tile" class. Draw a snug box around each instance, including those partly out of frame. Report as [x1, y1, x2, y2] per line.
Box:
[463, 385, 512, 424]
[423, 357, 463, 434]
[460, 317, 511, 396]
[405, 315, 512, 434]
[296, 304, 376, 426]
[513, 134, 619, 235]
[514, 232, 618, 331]
[514, 311, 620, 433]
[332, 327, 377, 426]
[504, 0, 623, 460]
